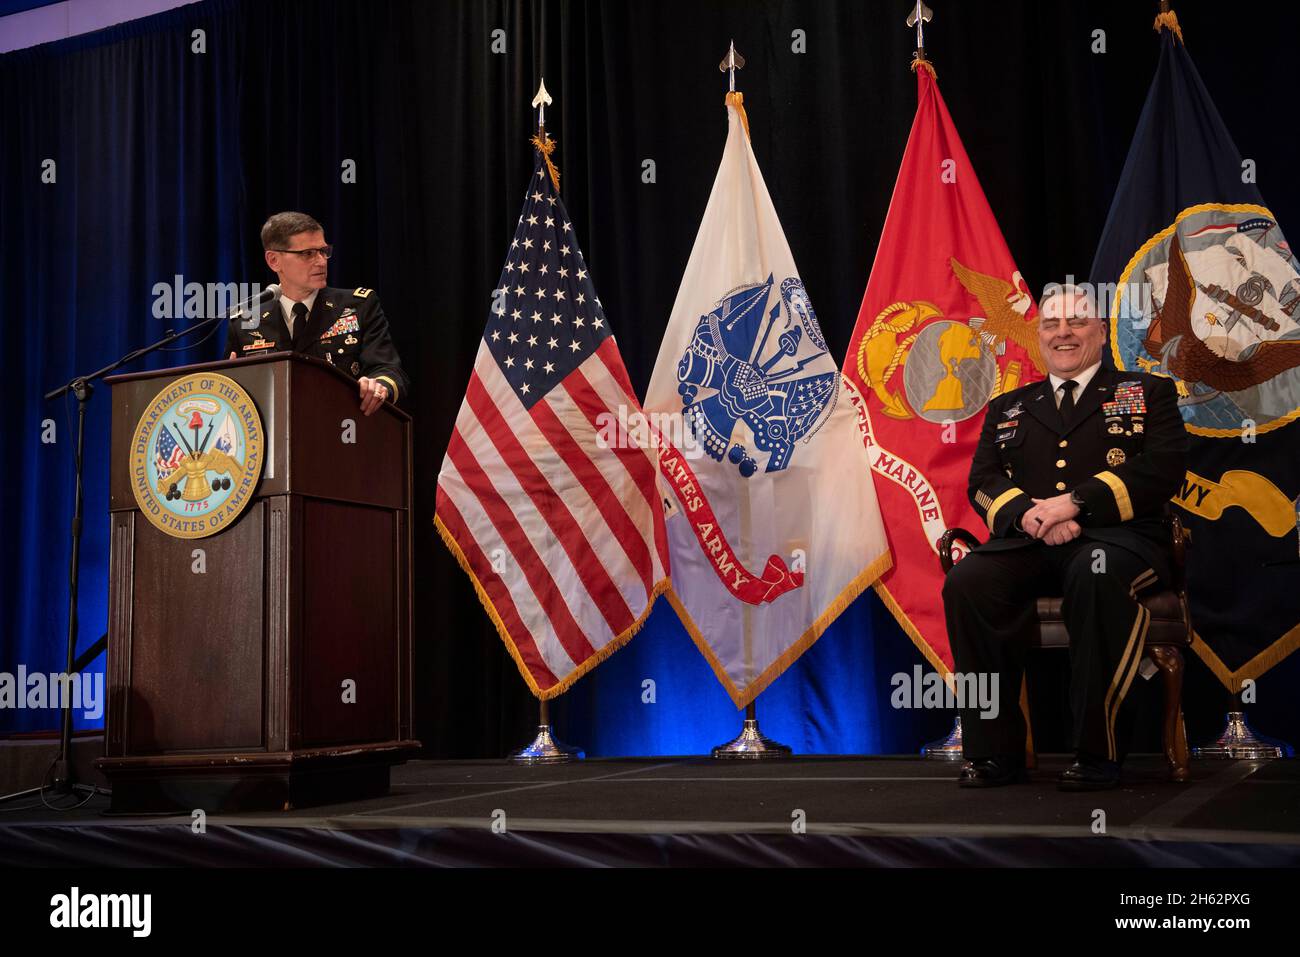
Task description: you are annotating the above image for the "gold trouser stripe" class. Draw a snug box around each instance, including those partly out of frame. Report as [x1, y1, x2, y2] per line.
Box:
[1104, 604, 1151, 761]
[1096, 470, 1134, 522]
[1128, 568, 1157, 598]
[985, 488, 1023, 532]
[375, 375, 400, 401]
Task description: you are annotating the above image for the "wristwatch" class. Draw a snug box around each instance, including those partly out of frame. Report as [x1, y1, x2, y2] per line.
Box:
[1069, 490, 1089, 519]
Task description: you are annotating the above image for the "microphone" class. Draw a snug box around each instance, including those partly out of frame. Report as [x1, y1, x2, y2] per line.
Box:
[230, 283, 280, 330]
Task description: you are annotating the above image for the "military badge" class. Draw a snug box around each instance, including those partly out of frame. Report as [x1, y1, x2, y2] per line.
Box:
[344, 333, 358, 346]
[129, 372, 265, 539]
[1103, 382, 1148, 416]
[1107, 448, 1127, 466]
[325, 315, 360, 338]
[351, 361, 361, 376]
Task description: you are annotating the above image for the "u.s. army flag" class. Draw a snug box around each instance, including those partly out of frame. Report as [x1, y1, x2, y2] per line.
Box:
[644, 92, 892, 708]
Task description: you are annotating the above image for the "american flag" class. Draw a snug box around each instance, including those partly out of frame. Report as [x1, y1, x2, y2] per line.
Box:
[154, 426, 185, 477]
[436, 143, 670, 698]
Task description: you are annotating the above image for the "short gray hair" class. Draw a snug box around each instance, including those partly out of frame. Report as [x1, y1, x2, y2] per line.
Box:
[261, 211, 323, 250]
[1040, 283, 1100, 320]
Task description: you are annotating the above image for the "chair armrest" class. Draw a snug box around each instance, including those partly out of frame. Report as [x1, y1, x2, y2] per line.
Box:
[939, 528, 983, 574]
[1167, 510, 1188, 590]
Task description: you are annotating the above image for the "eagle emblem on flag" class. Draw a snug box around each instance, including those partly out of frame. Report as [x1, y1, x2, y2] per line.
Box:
[676, 274, 838, 476]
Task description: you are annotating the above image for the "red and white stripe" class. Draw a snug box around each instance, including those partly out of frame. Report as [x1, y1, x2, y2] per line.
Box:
[437, 337, 669, 694]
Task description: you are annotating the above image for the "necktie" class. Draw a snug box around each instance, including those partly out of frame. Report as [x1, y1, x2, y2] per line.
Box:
[291, 301, 309, 351]
[1058, 379, 1078, 425]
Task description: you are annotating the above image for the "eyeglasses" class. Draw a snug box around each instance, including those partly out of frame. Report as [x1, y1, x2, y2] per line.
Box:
[1038, 316, 1097, 331]
[271, 245, 333, 261]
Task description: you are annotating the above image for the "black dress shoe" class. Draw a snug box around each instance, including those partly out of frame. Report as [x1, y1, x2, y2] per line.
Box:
[1057, 755, 1121, 791]
[958, 755, 1026, 788]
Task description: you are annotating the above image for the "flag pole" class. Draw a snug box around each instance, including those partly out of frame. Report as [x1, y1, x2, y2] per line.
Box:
[511, 695, 585, 765]
[902, 1, 965, 763]
[907, 1, 934, 74]
[706, 42, 790, 760]
[509, 79, 583, 766]
[1147, 0, 1286, 763]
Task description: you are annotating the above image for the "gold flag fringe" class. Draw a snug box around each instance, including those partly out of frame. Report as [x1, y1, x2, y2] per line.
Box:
[530, 130, 561, 193]
[434, 513, 670, 700]
[1190, 622, 1300, 692]
[1153, 9, 1185, 45]
[910, 54, 936, 78]
[724, 90, 751, 140]
[669, 549, 894, 709]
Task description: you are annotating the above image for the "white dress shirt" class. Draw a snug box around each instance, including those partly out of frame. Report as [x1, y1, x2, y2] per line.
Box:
[279, 289, 319, 338]
[1048, 360, 1101, 409]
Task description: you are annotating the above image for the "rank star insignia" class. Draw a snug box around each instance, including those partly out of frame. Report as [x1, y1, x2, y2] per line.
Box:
[1107, 448, 1126, 466]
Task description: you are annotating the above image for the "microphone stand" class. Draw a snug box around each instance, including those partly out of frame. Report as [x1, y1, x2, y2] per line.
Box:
[0, 306, 246, 808]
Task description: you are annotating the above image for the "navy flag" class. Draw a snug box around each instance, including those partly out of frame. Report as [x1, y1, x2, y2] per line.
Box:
[1090, 9, 1300, 688]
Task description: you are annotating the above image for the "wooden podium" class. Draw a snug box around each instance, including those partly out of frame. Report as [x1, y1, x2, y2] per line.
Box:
[96, 353, 419, 812]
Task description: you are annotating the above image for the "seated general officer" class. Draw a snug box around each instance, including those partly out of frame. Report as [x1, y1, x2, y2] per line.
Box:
[941, 285, 1188, 791]
[225, 211, 409, 416]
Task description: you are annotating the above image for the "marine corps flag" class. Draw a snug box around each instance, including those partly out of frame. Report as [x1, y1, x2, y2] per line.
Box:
[843, 61, 1044, 674]
[644, 92, 891, 707]
[1090, 9, 1300, 687]
[436, 134, 670, 698]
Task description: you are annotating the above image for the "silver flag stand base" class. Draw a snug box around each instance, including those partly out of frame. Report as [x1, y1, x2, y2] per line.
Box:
[712, 703, 792, 760]
[922, 717, 965, 761]
[1192, 710, 1294, 760]
[510, 699, 584, 765]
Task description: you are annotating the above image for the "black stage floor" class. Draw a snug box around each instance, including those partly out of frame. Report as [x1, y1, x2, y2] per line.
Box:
[3, 755, 1298, 866]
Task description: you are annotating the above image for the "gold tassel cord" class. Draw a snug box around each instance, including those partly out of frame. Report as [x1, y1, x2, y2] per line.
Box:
[1153, 9, 1185, 45]
[725, 90, 751, 140]
[910, 53, 936, 78]
[530, 130, 561, 193]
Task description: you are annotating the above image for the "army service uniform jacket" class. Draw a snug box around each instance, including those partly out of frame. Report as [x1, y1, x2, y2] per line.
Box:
[224, 285, 409, 402]
[966, 367, 1189, 584]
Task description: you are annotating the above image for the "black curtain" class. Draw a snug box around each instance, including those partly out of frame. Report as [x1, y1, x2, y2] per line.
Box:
[4, 0, 1299, 754]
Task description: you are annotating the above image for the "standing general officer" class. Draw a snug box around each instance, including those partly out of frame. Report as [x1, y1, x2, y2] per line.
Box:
[225, 211, 409, 415]
[942, 285, 1188, 791]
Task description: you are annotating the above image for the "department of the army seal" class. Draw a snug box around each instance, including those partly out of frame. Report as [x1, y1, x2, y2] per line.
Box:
[129, 372, 265, 539]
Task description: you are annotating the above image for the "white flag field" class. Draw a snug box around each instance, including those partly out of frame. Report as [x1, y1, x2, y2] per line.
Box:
[644, 93, 893, 707]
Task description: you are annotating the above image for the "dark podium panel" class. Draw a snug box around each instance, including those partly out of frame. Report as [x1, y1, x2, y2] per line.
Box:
[96, 353, 418, 812]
